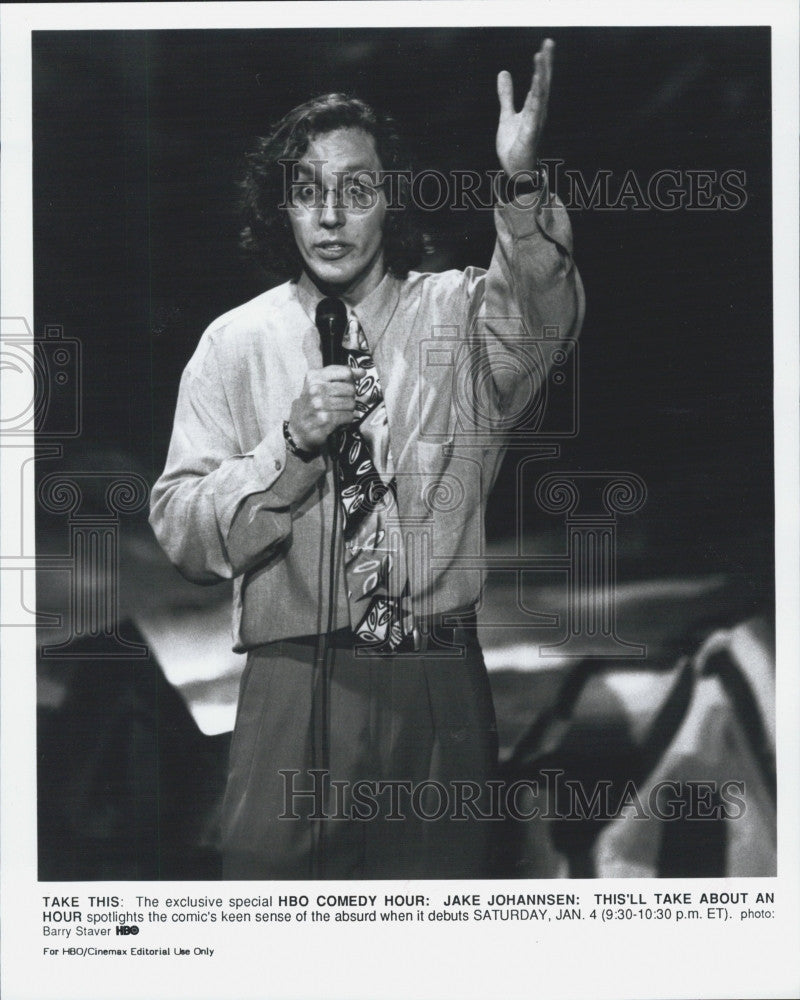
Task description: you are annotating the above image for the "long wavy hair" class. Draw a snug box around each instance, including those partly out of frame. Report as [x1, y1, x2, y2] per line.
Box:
[240, 94, 423, 280]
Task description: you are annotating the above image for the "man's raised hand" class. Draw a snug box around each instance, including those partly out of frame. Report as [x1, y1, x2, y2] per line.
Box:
[496, 38, 554, 176]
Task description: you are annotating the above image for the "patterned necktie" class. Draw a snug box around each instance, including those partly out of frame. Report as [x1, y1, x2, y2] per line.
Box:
[337, 315, 412, 650]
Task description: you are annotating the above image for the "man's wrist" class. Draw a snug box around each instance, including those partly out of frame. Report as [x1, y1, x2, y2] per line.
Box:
[283, 420, 319, 462]
[495, 163, 548, 205]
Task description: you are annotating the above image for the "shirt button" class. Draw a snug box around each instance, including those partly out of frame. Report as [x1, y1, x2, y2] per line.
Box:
[274, 459, 282, 471]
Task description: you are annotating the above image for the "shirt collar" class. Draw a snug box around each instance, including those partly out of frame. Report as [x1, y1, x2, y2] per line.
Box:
[294, 269, 403, 350]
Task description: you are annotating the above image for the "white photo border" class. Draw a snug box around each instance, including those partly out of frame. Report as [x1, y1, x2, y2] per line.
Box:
[2, 3, 798, 999]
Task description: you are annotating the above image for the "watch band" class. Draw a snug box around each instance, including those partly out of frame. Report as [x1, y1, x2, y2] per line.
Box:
[496, 163, 548, 203]
[283, 420, 317, 462]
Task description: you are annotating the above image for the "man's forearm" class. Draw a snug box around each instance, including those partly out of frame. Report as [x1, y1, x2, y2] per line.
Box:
[150, 369, 326, 582]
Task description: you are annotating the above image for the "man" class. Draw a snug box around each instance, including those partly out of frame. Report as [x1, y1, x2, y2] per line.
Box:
[150, 39, 584, 878]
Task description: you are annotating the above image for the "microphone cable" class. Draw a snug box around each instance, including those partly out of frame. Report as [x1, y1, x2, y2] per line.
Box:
[311, 297, 348, 878]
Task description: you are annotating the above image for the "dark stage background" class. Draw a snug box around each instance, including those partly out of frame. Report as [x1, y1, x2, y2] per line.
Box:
[33, 26, 773, 585]
[33, 27, 774, 879]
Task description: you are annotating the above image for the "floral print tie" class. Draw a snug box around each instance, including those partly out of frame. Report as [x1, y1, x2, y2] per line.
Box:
[337, 315, 412, 649]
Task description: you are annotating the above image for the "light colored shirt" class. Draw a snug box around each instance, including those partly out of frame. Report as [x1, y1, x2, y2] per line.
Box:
[150, 190, 585, 650]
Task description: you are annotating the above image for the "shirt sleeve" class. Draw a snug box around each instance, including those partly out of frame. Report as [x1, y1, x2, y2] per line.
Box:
[462, 172, 586, 411]
[149, 337, 326, 584]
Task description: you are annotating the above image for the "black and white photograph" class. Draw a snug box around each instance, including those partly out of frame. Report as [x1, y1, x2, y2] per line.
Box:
[1, 3, 798, 1000]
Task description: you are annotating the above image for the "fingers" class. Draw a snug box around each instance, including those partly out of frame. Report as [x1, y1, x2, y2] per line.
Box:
[309, 402, 356, 432]
[320, 386, 358, 402]
[536, 37, 555, 77]
[498, 38, 554, 121]
[314, 364, 362, 382]
[530, 38, 554, 109]
[497, 70, 515, 121]
[304, 366, 358, 409]
[290, 364, 371, 448]
[306, 381, 357, 410]
[517, 39, 553, 140]
[310, 375, 357, 397]
[289, 387, 357, 450]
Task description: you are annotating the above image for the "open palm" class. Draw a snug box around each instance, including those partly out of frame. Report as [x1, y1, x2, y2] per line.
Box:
[496, 39, 554, 176]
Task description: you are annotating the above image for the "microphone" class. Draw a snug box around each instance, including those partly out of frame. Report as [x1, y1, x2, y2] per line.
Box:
[315, 297, 348, 368]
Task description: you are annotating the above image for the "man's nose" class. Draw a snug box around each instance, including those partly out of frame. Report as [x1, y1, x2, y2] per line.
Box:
[319, 188, 345, 228]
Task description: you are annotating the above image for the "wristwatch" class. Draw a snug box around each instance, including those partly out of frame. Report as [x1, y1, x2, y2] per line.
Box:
[283, 420, 317, 462]
[497, 163, 548, 202]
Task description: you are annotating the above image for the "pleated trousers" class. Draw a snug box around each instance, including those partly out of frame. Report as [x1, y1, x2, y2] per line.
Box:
[220, 623, 498, 879]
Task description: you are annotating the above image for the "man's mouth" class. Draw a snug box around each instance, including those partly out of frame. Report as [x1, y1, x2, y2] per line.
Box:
[315, 242, 352, 260]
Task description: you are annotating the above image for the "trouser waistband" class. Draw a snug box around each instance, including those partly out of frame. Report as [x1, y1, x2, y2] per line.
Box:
[282, 607, 478, 654]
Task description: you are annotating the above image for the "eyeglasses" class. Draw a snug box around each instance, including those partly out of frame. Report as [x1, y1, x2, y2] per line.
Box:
[287, 177, 386, 214]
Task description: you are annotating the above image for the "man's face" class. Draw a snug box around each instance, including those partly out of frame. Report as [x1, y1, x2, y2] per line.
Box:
[286, 127, 388, 304]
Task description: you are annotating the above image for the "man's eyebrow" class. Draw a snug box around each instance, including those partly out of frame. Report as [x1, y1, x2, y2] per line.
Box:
[293, 159, 381, 180]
